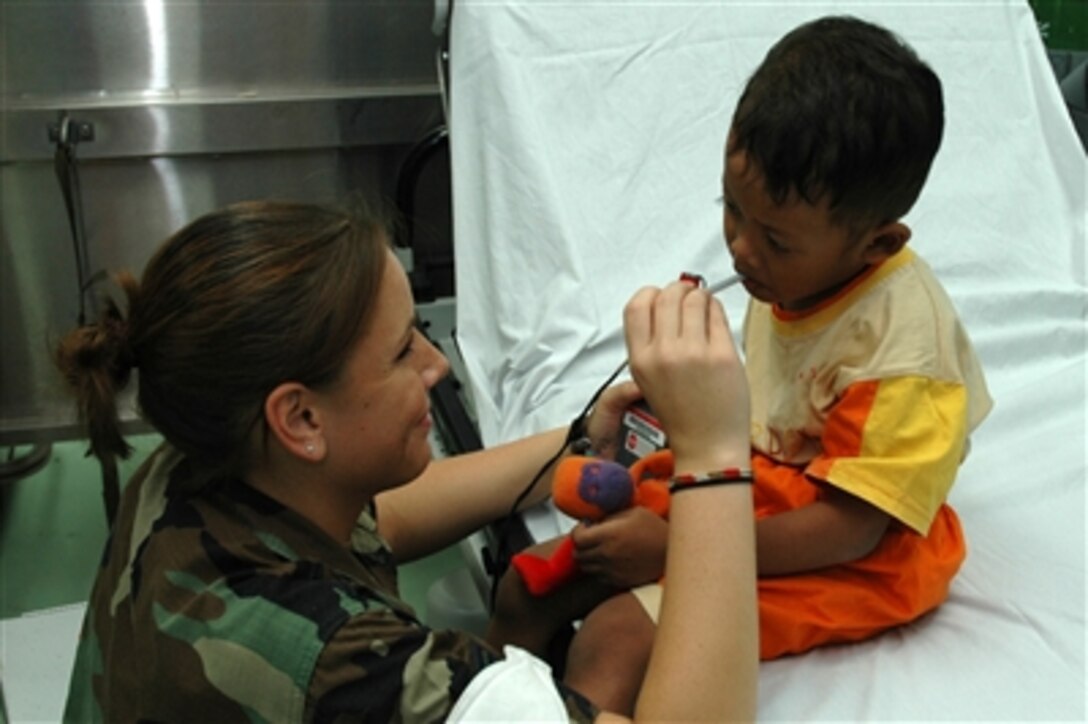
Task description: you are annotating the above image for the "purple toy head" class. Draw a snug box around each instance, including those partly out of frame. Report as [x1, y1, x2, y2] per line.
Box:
[577, 460, 634, 514]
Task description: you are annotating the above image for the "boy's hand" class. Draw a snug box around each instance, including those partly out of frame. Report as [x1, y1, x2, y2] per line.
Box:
[570, 507, 668, 588]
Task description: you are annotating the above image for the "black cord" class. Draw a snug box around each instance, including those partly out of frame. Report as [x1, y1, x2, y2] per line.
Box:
[53, 112, 95, 326]
[487, 356, 631, 610]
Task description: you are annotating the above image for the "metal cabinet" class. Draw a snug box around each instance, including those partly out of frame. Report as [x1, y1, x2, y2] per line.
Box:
[1, 1, 449, 444]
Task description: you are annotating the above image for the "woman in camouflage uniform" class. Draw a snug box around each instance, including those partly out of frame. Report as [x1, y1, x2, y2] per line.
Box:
[55, 200, 757, 722]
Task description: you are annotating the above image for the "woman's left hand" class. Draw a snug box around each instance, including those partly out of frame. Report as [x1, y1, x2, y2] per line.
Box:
[583, 381, 642, 460]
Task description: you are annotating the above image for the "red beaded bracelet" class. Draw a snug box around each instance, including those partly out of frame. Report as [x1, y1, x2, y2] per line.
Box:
[669, 468, 754, 492]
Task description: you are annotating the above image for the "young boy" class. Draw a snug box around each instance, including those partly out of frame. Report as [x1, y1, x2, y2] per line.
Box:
[488, 15, 993, 714]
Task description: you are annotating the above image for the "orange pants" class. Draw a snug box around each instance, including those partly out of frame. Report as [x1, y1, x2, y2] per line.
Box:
[753, 455, 966, 660]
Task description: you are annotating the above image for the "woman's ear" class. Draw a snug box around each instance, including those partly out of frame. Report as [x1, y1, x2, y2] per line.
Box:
[861, 221, 911, 264]
[264, 382, 326, 462]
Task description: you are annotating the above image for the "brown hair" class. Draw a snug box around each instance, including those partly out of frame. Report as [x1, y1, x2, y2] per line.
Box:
[54, 199, 390, 482]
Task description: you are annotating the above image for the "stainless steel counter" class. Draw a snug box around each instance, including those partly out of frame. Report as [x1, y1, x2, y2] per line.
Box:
[1, 1, 449, 444]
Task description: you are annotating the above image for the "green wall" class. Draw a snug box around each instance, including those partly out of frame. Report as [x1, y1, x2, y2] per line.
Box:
[1030, 0, 1088, 49]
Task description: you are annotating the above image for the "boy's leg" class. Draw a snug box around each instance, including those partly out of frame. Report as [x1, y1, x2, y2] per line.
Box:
[758, 507, 965, 659]
[486, 536, 618, 656]
[563, 591, 656, 716]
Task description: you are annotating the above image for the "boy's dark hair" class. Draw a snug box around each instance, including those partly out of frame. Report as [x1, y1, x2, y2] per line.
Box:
[729, 16, 944, 234]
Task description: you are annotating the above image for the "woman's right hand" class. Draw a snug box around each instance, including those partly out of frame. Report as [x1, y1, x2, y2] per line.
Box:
[622, 281, 749, 468]
[621, 281, 758, 723]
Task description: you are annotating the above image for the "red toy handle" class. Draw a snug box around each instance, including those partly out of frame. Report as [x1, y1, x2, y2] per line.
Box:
[511, 538, 578, 596]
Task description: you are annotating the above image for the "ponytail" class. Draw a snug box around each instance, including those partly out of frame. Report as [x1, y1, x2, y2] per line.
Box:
[54, 272, 141, 522]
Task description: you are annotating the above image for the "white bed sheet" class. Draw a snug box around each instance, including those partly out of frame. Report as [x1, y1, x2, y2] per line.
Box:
[450, 1, 1086, 720]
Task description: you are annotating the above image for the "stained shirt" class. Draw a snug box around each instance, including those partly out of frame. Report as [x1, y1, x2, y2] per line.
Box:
[743, 248, 993, 534]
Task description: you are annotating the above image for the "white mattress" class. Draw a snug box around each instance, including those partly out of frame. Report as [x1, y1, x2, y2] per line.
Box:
[1, 603, 85, 723]
[450, 1, 1087, 720]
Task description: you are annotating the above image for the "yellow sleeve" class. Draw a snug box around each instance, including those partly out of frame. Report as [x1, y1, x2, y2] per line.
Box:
[805, 376, 969, 535]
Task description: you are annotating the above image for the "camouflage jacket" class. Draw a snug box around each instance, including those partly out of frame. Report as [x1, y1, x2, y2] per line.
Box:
[64, 444, 596, 723]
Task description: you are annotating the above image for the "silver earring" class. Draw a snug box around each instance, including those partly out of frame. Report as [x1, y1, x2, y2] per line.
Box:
[305, 442, 316, 455]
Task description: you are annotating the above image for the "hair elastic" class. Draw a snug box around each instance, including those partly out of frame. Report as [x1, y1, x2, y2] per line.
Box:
[669, 468, 753, 493]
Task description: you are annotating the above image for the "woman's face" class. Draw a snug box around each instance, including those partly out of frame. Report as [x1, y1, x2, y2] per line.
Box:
[317, 249, 449, 492]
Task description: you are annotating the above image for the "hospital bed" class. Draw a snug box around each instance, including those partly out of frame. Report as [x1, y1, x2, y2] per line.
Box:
[447, 1, 1086, 720]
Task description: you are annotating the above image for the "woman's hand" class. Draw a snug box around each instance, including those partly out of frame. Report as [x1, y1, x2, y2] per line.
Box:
[623, 280, 758, 723]
[623, 281, 749, 468]
[583, 380, 642, 460]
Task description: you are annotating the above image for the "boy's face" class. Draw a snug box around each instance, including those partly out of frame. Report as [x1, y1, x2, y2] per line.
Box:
[721, 147, 881, 312]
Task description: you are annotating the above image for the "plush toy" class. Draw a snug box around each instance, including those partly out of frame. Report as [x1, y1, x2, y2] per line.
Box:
[510, 449, 675, 597]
